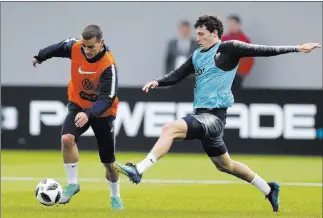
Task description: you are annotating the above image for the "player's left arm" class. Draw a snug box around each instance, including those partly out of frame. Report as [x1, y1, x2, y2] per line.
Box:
[83, 64, 118, 118]
[142, 55, 195, 92]
[229, 40, 321, 58]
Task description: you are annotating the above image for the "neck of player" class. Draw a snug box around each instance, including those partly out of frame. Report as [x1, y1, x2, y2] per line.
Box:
[204, 38, 220, 51]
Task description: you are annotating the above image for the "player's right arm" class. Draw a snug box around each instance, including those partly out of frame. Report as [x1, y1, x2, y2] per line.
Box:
[142, 55, 195, 92]
[32, 38, 78, 67]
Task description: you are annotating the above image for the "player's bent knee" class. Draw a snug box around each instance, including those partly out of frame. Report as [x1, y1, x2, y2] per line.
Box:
[161, 123, 175, 134]
[61, 134, 75, 149]
[215, 163, 233, 173]
[213, 158, 233, 173]
[211, 153, 234, 173]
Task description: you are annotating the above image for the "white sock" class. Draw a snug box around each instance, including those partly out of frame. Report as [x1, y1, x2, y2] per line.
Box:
[64, 162, 78, 184]
[108, 179, 120, 197]
[251, 174, 271, 195]
[136, 153, 157, 174]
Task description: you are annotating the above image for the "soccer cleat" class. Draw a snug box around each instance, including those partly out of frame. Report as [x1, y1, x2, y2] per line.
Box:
[110, 196, 124, 210]
[114, 162, 142, 184]
[266, 181, 280, 212]
[58, 184, 80, 204]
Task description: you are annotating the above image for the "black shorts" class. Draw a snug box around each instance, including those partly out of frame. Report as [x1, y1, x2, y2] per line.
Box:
[182, 108, 228, 157]
[61, 102, 116, 163]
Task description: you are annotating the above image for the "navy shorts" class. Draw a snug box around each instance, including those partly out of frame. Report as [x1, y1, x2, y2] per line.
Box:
[182, 108, 228, 157]
[61, 102, 116, 163]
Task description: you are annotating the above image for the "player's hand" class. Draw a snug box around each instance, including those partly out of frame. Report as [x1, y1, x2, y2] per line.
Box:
[74, 112, 89, 128]
[32, 58, 41, 67]
[142, 80, 159, 93]
[299, 43, 321, 53]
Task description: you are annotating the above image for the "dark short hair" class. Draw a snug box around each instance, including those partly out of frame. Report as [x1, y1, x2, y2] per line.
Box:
[228, 15, 241, 24]
[194, 15, 224, 38]
[180, 20, 190, 27]
[82, 24, 103, 41]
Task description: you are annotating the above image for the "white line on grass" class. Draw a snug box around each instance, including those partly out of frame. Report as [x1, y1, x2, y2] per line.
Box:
[1, 177, 322, 187]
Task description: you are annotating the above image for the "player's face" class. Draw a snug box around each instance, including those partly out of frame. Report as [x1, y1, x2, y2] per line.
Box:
[81, 37, 103, 59]
[196, 26, 217, 50]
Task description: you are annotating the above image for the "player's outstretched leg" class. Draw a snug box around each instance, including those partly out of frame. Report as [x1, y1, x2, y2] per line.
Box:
[115, 119, 188, 184]
[196, 112, 280, 212]
[59, 134, 81, 204]
[210, 152, 280, 212]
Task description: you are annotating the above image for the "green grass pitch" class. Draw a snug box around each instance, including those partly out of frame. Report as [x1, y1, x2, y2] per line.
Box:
[1, 150, 322, 218]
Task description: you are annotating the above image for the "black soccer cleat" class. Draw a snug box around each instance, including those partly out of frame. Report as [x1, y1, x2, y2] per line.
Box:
[266, 181, 280, 212]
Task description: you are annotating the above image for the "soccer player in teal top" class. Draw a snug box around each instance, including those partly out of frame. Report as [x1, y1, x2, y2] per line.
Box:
[115, 15, 321, 212]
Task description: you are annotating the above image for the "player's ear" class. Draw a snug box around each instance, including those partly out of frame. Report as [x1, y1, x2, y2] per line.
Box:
[100, 39, 104, 46]
[212, 30, 218, 38]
